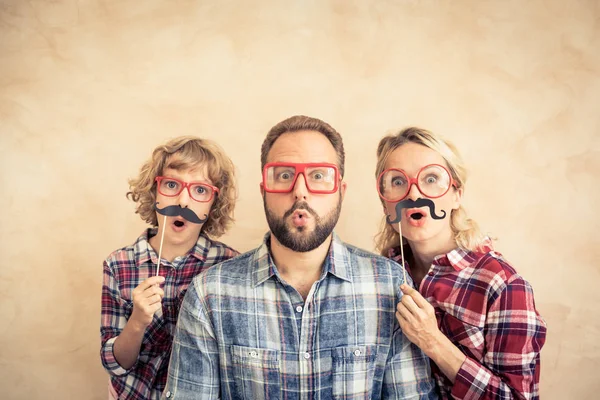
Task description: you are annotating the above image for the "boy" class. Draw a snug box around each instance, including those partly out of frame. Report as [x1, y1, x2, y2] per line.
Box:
[100, 136, 239, 399]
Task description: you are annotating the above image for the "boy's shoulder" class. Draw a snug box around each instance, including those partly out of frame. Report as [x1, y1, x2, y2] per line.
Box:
[203, 237, 240, 260]
[103, 231, 150, 270]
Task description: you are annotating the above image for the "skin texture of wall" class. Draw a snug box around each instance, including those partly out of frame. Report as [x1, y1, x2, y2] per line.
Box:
[1, 0, 598, 398]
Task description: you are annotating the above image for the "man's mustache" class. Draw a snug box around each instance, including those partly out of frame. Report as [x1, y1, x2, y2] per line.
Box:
[284, 201, 319, 220]
[386, 198, 446, 224]
[155, 203, 208, 224]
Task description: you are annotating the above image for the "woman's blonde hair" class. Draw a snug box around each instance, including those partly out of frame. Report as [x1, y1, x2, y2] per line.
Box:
[374, 127, 486, 255]
[126, 136, 236, 238]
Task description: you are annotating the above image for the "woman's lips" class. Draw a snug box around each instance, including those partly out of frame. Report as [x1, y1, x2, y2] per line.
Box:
[405, 209, 427, 227]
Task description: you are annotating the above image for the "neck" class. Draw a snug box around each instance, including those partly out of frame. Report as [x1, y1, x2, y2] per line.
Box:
[269, 233, 332, 298]
[407, 229, 457, 274]
[149, 227, 197, 263]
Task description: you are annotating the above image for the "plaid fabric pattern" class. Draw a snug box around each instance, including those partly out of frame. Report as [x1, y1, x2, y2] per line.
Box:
[100, 228, 239, 400]
[163, 233, 438, 400]
[390, 242, 547, 400]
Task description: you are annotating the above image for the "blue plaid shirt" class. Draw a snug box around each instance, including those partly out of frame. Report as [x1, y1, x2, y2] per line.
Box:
[163, 233, 437, 399]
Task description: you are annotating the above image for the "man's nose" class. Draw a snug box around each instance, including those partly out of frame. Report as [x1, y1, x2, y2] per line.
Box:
[293, 173, 309, 200]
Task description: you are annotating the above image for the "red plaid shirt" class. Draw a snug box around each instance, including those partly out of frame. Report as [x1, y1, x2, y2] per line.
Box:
[391, 241, 546, 399]
[100, 229, 239, 400]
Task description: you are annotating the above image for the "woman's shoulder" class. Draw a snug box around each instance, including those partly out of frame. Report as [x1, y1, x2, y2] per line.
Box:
[469, 250, 536, 301]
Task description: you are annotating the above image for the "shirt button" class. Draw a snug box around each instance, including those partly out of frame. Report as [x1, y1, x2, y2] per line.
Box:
[303, 352, 310, 359]
[165, 391, 172, 398]
[428, 271, 434, 276]
[353, 349, 361, 356]
[295, 305, 303, 313]
[249, 351, 258, 357]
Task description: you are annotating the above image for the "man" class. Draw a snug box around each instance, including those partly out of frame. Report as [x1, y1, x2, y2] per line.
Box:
[163, 116, 437, 399]
[101, 136, 239, 399]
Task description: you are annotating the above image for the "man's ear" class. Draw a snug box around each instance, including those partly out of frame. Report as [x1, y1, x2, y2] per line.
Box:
[340, 181, 347, 201]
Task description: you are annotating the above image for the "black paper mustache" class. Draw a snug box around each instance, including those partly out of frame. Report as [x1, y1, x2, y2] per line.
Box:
[155, 203, 208, 224]
[386, 198, 446, 224]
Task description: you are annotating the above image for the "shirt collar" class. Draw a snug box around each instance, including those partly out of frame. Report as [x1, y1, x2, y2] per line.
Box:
[252, 231, 352, 287]
[134, 228, 211, 268]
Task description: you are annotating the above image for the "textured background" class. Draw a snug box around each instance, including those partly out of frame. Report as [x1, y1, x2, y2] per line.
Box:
[1, 0, 598, 398]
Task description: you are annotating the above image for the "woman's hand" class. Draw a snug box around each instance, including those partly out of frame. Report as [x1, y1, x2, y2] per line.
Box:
[396, 284, 443, 355]
[396, 284, 466, 382]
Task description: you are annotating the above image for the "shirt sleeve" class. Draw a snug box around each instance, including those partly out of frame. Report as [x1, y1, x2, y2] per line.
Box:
[451, 275, 547, 400]
[383, 273, 439, 399]
[162, 277, 221, 399]
[100, 260, 138, 376]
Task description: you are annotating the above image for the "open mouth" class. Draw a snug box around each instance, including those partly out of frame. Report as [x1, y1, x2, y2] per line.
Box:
[174, 220, 185, 227]
[406, 210, 425, 220]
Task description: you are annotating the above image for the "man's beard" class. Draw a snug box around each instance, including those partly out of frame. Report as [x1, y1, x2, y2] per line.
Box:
[263, 196, 342, 253]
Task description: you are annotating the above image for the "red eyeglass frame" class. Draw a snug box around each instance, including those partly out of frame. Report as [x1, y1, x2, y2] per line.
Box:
[376, 163, 456, 202]
[262, 162, 341, 194]
[155, 176, 219, 202]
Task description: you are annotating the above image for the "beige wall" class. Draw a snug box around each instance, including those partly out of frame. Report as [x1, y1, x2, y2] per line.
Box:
[1, 0, 598, 398]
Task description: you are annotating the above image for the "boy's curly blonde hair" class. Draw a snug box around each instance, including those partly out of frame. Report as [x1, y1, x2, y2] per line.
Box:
[126, 136, 236, 238]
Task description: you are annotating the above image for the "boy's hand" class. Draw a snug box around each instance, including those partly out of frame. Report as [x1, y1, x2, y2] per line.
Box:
[130, 276, 165, 330]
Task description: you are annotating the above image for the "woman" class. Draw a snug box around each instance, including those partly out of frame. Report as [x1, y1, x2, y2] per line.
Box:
[375, 127, 546, 399]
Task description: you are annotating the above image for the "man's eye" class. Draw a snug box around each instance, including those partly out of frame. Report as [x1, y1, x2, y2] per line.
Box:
[279, 172, 293, 180]
[312, 173, 324, 180]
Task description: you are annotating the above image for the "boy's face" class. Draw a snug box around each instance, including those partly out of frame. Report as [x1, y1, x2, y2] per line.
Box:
[154, 164, 216, 249]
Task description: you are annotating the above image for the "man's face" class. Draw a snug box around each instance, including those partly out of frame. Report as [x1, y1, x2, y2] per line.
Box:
[261, 130, 346, 252]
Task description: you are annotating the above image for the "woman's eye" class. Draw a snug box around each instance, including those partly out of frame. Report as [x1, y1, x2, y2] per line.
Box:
[392, 177, 405, 186]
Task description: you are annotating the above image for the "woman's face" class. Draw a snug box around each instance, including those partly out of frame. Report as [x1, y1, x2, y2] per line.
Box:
[380, 142, 462, 246]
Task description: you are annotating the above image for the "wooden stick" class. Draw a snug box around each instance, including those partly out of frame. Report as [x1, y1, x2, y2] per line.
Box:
[398, 221, 407, 284]
[156, 214, 167, 277]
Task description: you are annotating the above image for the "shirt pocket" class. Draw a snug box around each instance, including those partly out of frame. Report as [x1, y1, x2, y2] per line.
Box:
[331, 344, 378, 399]
[440, 312, 485, 360]
[230, 345, 281, 400]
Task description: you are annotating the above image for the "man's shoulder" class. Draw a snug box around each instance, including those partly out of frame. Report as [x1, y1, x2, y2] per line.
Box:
[339, 240, 401, 269]
[196, 247, 259, 281]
